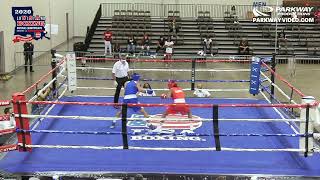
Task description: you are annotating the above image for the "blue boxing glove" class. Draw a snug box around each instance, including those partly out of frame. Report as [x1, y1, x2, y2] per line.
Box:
[146, 89, 154, 95]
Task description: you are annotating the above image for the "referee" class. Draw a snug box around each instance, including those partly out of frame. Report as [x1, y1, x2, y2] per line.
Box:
[112, 55, 130, 105]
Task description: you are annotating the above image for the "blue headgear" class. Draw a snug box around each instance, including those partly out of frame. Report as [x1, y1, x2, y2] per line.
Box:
[132, 73, 141, 81]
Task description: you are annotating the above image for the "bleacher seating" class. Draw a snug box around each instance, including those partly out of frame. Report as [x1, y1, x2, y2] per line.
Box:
[87, 9, 320, 57]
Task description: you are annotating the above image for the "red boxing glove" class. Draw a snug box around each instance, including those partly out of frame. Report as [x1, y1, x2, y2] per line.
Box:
[160, 93, 167, 99]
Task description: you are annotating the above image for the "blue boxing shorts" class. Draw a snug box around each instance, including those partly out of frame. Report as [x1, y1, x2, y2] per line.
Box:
[123, 98, 141, 112]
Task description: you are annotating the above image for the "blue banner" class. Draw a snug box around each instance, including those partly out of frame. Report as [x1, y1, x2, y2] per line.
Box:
[249, 56, 261, 95]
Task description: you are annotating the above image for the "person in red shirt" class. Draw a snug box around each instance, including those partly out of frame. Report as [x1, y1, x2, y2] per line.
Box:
[103, 29, 112, 56]
[161, 80, 192, 118]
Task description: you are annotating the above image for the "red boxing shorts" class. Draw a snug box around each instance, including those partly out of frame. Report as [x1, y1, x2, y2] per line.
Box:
[166, 103, 190, 115]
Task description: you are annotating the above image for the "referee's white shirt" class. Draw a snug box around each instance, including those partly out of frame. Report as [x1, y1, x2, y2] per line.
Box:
[112, 60, 129, 78]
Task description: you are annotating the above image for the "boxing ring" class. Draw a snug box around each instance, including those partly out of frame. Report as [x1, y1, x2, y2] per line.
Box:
[0, 53, 320, 178]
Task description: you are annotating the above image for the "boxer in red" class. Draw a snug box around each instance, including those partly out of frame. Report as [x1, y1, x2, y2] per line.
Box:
[161, 80, 192, 118]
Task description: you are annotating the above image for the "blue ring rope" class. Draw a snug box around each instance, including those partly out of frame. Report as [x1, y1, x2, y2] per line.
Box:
[17, 129, 313, 137]
[77, 77, 250, 83]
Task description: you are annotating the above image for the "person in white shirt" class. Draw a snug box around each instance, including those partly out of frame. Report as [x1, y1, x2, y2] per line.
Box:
[112, 56, 130, 105]
[164, 36, 174, 60]
[193, 84, 211, 98]
[138, 83, 156, 96]
[0, 107, 15, 130]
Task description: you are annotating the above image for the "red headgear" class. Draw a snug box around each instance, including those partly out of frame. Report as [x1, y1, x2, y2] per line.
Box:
[167, 80, 177, 89]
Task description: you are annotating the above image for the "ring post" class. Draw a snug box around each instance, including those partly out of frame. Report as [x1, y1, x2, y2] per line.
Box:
[12, 93, 32, 152]
[212, 105, 221, 151]
[191, 58, 196, 90]
[270, 53, 276, 101]
[121, 103, 129, 149]
[51, 50, 57, 95]
[300, 96, 315, 157]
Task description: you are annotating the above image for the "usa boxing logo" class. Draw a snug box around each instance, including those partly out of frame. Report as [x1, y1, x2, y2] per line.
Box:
[128, 114, 206, 141]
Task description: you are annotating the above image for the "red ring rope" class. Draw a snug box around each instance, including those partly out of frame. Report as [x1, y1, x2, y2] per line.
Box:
[25, 100, 317, 108]
[262, 61, 305, 97]
[76, 57, 251, 63]
[22, 59, 65, 95]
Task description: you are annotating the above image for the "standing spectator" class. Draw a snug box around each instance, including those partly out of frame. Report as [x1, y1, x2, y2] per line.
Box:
[164, 36, 174, 60]
[23, 41, 34, 72]
[141, 34, 150, 56]
[127, 35, 137, 56]
[169, 17, 179, 34]
[112, 56, 130, 105]
[156, 36, 166, 55]
[103, 29, 112, 56]
[238, 38, 250, 55]
[193, 84, 211, 97]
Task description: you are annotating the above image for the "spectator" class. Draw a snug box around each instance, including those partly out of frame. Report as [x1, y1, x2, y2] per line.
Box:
[238, 38, 250, 55]
[156, 36, 166, 55]
[278, 29, 288, 50]
[103, 29, 112, 56]
[209, 36, 216, 56]
[193, 84, 211, 97]
[112, 56, 130, 105]
[164, 36, 174, 60]
[169, 17, 179, 34]
[231, 5, 236, 16]
[141, 34, 150, 56]
[315, 7, 320, 24]
[138, 83, 156, 96]
[203, 35, 214, 56]
[23, 41, 34, 72]
[127, 35, 137, 56]
[0, 107, 15, 130]
[113, 43, 121, 59]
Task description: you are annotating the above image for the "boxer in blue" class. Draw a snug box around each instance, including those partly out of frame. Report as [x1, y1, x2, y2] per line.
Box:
[112, 73, 149, 128]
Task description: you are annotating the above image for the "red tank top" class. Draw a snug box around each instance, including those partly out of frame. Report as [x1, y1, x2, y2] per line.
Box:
[171, 87, 185, 99]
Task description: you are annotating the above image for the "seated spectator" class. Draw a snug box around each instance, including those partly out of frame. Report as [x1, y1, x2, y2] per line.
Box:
[238, 38, 250, 55]
[127, 35, 136, 56]
[203, 35, 213, 56]
[164, 36, 174, 60]
[138, 83, 156, 96]
[278, 29, 287, 47]
[156, 36, 166, 55]
[0, 107, 15, 130]
[113, 43, 121, 59]
[141, 34, 150, 56]
[31, 83, 52, 114]
[315, 7, 320, 24]
[193, 84, 211, 98]
[209, 36, 217, 56]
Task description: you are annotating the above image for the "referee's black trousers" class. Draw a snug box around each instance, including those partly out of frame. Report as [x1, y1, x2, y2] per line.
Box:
[114, 76, 129, 103]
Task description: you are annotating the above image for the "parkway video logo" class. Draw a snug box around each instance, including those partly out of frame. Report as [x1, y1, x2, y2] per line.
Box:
[12, 7, 50, 43]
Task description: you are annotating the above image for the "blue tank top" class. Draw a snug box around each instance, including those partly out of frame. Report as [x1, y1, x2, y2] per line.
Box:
[124, 80, 138, 96]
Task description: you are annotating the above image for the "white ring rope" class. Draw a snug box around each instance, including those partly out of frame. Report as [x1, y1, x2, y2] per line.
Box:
[29, 67, 66, 102]
[76, 67, 251, 72]
[31, 86, 68, 130]
[261, 72, 298, 105]
[19, 144, 319, 152]
[260, 90, 299, 134]
[18, 114, 303, 122]
[76, 87, 248, 92]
